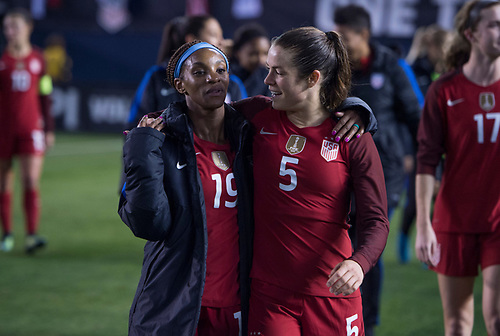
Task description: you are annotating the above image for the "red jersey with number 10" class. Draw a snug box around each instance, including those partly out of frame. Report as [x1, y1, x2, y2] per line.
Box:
[251, 106, 388, 297]
[0, 49, 46, 135]
[417, 70, 500, 233]
[193, 133, 240, 307]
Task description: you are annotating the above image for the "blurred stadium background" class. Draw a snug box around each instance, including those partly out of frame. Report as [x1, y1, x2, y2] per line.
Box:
[0, 0, 488, 335]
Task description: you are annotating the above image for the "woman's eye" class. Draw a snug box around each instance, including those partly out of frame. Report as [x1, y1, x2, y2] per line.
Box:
[193, 70, 205, 75]
[217, 68, 227, 74]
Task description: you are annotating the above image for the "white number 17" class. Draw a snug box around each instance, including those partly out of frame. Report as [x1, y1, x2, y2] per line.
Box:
[474, 113, 500, 143]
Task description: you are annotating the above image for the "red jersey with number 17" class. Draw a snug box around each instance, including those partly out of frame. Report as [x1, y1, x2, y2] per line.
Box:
[250, 105, 388, 297]
[417, 70, 500, 233]
[0, 49, 46, 135]
[193, 133, 240, 307]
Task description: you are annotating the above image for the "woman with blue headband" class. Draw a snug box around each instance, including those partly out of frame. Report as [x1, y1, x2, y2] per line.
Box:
[118, 39, 375, 336]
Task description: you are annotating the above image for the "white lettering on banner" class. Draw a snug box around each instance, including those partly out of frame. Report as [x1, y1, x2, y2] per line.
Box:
[88, 95, 130, 124]
[432, 0, 467, 30]
[51, 87, 80, 131]
[315, 0, 467, 37]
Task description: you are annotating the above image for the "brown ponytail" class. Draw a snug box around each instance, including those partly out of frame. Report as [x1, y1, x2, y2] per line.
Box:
[272, 27, 351, 111]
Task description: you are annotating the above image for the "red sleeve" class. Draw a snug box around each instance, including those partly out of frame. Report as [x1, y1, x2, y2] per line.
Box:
[38, 50, 55, 133]
[416, 79, 446, 175]
[39, 94, 54, 133]
[347, 133, 390, 274]
[231, 95, 272, 121]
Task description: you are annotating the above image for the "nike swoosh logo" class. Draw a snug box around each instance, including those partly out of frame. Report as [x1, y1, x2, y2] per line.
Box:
[176, 162, 187, 169]
[447, 98, 464, 107]
[195, 152, 201, 155]
[260, 127, 277, 135]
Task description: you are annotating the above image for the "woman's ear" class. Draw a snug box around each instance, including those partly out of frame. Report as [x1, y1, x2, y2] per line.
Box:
[308, 70, 321, 88]
[174, 78, 187, 95]
[463, 28, 474, 43]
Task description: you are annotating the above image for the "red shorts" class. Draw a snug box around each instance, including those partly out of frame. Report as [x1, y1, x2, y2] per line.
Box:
[248, 279, 364, 336]
[0, 130, 45, 159]
[196, 305, 241, 336]
[431, 228, 500, 277]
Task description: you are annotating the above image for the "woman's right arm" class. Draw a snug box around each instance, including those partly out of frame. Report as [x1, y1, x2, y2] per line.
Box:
[415, 174, 439, 266]
[414, 80, 445, 266]
[118, 116, 172, 241]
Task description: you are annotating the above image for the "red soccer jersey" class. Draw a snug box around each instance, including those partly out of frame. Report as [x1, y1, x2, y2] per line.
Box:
[250, 107, 388, 297]
[194, 134, 240, 307]
[417, 70, 500, 233]
[0, 49, 46, 135]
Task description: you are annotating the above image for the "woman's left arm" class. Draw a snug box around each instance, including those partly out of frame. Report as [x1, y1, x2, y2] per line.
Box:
[347, 133, 389, 272]
[326, 133, 389, 296]
[332, 97, 378, 142]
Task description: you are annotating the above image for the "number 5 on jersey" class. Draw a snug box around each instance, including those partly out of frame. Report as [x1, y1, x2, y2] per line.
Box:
[279, 156, 299, 191]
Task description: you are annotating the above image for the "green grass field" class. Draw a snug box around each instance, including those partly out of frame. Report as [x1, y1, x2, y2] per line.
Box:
[0, 133, 488, 335]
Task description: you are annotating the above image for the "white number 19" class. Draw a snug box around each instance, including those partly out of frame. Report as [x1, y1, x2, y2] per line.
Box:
[211, 173, 237, 208]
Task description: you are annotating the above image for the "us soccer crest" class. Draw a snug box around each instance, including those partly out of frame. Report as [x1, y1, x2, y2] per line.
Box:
[479, 92, 495, 112]
[370, 73, 385, 90]
[211, 151, 230, 171]
[321, 139, 339, 162]
[285, 135, 306, 155]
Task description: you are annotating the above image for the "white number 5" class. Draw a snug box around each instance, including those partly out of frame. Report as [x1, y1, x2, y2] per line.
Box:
[279, 156, 299, 191]
[346, 314, 359, 336]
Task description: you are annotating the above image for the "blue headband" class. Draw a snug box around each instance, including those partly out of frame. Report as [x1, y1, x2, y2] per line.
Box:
[173, 42, 229, 78]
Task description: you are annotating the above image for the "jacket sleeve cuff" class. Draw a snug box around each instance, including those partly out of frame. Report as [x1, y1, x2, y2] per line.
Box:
[338, 97, 378, 135]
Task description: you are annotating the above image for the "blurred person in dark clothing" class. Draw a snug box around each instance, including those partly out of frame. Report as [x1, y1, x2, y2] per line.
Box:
[230, 22, 271, 97]
[334, 5, 421, 336]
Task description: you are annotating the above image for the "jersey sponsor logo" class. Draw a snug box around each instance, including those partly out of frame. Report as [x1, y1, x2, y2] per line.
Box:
[370, 72, 385, 90]
[212, 151, 230, 171]
[321, 139, 339, 161]
[285, 135, 306, 155]
[446, 98, 464, 107]
[479, 92, 495, 112]
[29, 58, 42, 75]
[259, 127, 277, 135]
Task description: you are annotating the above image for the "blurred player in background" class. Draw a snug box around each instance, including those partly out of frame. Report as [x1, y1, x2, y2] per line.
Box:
[0, 8, 54, 253]
[230, 22, 271, 97]
[334, 6, 422, 335]
[416, 1, 500, 335]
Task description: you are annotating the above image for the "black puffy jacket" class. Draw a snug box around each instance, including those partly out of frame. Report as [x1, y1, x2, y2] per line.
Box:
[350, 43, 421, 209]
[119, 101, 253, 336]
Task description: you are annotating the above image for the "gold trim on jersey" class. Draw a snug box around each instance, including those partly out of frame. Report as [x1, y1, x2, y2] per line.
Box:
[211, 151, 230, 171]
[480, 92, 495, 112]
[285, 135, 306, 155]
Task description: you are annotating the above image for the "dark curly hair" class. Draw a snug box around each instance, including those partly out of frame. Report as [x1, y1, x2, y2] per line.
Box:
[166, 40, 229, 89]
